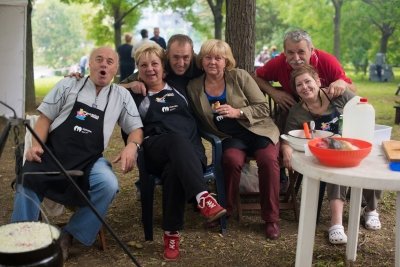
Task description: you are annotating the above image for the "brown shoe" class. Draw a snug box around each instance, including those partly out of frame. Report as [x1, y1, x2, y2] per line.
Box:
[59, 232, 73, 261]
[265, 222, 280, 240]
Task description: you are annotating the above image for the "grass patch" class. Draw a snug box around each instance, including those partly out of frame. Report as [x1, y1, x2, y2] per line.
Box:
[35, 76, 63, 97]
[348, 68, 400, 140]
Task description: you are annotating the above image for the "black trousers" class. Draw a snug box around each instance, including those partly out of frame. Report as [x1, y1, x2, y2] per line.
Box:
[143, 133, 207, 231]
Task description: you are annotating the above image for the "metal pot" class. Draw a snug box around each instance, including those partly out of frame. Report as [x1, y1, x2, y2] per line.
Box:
[0, 222, 63, 267]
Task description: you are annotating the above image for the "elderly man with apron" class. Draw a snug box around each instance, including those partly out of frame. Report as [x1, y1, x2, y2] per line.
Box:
[11, 47, 143, 260]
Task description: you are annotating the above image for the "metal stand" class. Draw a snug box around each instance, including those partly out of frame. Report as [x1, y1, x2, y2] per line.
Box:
[0, 101, 141, 267]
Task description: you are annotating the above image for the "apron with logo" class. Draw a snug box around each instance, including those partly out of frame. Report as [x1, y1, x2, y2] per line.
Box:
[20, 77, 111, 206]
[312, 90, 341, 134]
[136, 87, 206, 166]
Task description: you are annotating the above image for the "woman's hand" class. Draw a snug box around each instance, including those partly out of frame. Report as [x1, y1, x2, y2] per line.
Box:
[216, 104, 241, 119]
[25, 146, 44, 163]
[281, 143, 293, 170]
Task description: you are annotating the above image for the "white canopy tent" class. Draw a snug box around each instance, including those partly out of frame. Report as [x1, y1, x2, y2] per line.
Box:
[0, 0, 27, 118]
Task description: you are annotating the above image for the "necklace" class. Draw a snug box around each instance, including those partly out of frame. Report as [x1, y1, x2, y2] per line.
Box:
[303, 90, 323, 117]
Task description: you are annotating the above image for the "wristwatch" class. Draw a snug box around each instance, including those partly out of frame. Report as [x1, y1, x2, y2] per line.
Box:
[129, 141, 141, 150]
[239, 110, 244, 117]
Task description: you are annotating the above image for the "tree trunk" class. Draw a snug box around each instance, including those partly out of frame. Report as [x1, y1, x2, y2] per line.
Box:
[25, 0, 36, 112]
[207, 0, 224, 39]
[380, 33, 389, 54]
[114, 21, 122, 50]
[380, 23, 394, 54]
[214, 9, 223, 39]
[332, 0, 343, 60]
[225, 0, 256, 73]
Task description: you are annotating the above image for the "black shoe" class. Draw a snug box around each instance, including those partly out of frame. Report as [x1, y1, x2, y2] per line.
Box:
[279, 168, 289, 195]
[59, 232, 73, 261]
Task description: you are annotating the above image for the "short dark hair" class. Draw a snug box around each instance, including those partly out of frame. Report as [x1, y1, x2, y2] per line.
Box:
[166, 34, 194, 52]
[140, 29, 148, 38]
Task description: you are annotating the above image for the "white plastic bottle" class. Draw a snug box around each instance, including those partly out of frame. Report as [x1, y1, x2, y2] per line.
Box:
[342, 97, 375, 142]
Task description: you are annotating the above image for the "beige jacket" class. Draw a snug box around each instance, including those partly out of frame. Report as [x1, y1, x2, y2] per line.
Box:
[187, 68, 279, 144]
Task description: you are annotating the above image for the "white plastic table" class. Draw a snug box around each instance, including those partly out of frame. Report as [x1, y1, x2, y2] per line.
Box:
[292, 146, 400, 267]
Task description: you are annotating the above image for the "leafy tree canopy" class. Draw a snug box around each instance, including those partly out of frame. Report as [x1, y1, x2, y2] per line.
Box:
[32, 0, 89, 68]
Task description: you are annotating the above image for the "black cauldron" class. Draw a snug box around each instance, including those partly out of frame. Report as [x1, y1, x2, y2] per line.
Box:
[0, 223, 63, 267]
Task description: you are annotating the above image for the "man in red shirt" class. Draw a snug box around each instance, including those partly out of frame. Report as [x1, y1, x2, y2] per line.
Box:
[254, 29, 355, 112]
[254, 29, 356, 193]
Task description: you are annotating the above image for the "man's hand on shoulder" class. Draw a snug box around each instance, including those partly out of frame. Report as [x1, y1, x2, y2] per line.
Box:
[271, 90, 296, 111]
[120, 81, 147, 96]
[324, 79, 354, 98]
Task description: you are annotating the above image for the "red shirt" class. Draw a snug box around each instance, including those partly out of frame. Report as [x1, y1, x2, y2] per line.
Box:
[255, 49, 352, 95]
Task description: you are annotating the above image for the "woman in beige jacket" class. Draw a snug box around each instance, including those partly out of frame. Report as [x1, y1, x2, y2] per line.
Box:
[187, 39, 281, 240]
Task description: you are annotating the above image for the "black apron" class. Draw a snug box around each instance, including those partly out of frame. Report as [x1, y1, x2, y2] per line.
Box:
[20, 77, 111, 206]
[310, 90, 341, 134]
[135, 87, 206, 167]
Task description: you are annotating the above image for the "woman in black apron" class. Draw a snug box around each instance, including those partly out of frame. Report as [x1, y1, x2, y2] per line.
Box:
[132, 43, 226, 261]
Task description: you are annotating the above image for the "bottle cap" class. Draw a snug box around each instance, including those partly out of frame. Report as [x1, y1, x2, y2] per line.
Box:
[360, 98, 368, 103]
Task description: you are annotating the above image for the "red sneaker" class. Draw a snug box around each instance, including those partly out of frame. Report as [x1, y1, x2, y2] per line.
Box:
[163, 232, 180, 261]
[198, 192, 227, 222]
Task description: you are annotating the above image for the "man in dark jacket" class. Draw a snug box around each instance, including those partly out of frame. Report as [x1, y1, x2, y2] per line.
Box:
[121, 34, 202, 92]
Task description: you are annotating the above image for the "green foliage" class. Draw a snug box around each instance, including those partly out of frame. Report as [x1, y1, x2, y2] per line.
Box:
[32, 0, 89, 68]
[255, 0, 287, 54]
[88, 1, 142, 46]
[61, 0, 144, 47]
[85, 8, 114, 46]
[255, 0, 400, 68]
[350, 67, 400, 140]
[35, 76, 63, 97]
[274, 0, 335, 52]
[31, 0, 400, 70]
[362, 0, 400, 63]
[156, 0, 221, 40]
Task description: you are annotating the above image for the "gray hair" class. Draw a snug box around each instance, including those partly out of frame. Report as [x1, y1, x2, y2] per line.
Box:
[283, 29, 313, 50]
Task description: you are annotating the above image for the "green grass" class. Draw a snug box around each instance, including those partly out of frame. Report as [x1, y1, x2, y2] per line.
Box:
[35, 70, 400, 140]
[35, 76, 63, 97]
[348, 68, 400, 140]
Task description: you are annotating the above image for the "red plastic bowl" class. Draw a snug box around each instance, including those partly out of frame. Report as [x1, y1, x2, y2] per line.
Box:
[307, 137, 372, 167]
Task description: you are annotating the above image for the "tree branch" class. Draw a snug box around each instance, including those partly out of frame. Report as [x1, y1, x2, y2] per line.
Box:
[115, 0, 147, 25]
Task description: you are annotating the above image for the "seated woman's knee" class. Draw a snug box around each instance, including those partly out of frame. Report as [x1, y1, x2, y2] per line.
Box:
[223, 148, 245, 168]
[168, 134, 192, 148]
[166, 134, 196, 157]
[255, 147, 279, 169]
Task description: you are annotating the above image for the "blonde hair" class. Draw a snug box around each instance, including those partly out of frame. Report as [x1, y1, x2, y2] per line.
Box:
[124, 33, 132, 43]
[134, 43, 166, 66]
[197, 39, 236, 71]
